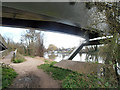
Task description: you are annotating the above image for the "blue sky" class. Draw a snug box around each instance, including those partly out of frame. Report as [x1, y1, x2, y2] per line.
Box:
[0, 26, 84, 48]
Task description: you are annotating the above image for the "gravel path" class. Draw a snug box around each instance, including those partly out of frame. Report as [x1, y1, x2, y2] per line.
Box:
[1, 54, 60, 88]
[0, 51, 14, 64]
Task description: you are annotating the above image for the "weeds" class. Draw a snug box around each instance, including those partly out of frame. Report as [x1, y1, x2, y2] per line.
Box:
[38, 62, 72, 80]
[13, 59, 24, 63]
[1, 63, 18, 89]
[44, 60, 57, 65]
[38, 63, 118, 88]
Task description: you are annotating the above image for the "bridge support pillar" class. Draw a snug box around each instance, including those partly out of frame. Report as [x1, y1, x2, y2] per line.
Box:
[68, 40, 88, 60]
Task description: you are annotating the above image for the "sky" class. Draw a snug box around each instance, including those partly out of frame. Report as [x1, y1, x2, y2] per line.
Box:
[0, 26, 84, 49]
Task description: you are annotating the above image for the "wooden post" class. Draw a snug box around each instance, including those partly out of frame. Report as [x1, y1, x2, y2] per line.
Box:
[14, 49, 17, 58]
[12, 49, 17, 61]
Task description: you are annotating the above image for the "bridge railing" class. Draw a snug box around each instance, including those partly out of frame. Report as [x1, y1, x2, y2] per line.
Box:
[0, 50, 8, 59]
[0, 34, 7, 48]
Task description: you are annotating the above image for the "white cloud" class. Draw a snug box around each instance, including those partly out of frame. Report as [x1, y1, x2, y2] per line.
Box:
[43, 31, 84, 48]
[0, 26, 27, 43]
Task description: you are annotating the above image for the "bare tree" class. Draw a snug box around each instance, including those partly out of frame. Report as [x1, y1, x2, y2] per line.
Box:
[21, 29, 45, 57]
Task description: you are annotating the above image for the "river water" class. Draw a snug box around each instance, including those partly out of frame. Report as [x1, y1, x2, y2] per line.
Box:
[44, 52, 104, 63]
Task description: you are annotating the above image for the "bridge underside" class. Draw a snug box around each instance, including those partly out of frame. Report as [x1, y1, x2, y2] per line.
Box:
[2, 3, 102, 39]
[1, 2, 104, 60]
[2, 17, 100, 39]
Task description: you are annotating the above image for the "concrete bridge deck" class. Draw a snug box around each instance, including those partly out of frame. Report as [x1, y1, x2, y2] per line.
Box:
[1, 2, 102, 39]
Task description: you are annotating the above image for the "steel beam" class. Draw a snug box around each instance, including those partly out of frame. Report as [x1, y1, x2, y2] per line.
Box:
[68, 40, 87, 60]
[67, 38, 106, 60]
[2, 17, 100, 39]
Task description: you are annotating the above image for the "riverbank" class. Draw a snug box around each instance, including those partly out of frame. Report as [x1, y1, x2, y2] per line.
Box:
[38, 62, 117, 88]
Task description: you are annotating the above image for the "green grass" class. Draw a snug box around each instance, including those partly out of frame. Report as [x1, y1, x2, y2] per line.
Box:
[13, 59, 24, 63]
[38, 63, 117, 88]
[12, 53, 26, 63]
[44, 59, 57, 65]
[38, 63, 72, 80]
[44, 60, 50, 64]
[29, 56, 35, 58]
[1, 63, 18, 89]
[62, 73, 112, 88]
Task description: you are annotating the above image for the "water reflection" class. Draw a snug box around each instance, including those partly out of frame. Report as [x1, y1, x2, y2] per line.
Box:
[73, 53, 104, 63]
[44, 52, 104, 63]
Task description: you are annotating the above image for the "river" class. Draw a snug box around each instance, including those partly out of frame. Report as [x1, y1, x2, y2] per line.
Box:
[44, 52, 104, 63]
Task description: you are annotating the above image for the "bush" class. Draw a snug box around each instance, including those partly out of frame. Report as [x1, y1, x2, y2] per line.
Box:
[12, 53, 25, 63]
[1, 63, 18, 89]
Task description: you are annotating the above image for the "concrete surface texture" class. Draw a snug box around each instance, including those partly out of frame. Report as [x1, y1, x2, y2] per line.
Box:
[54, 60, 104, 74]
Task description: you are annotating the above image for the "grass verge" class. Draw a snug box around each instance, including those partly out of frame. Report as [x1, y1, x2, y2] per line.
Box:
[38, 62, 118, 88]
[38, 64, 72, 80]
[1, 63, 18, 89]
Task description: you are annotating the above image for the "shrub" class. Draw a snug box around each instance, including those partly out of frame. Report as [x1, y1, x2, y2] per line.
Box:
[12, 53, 25, 63]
